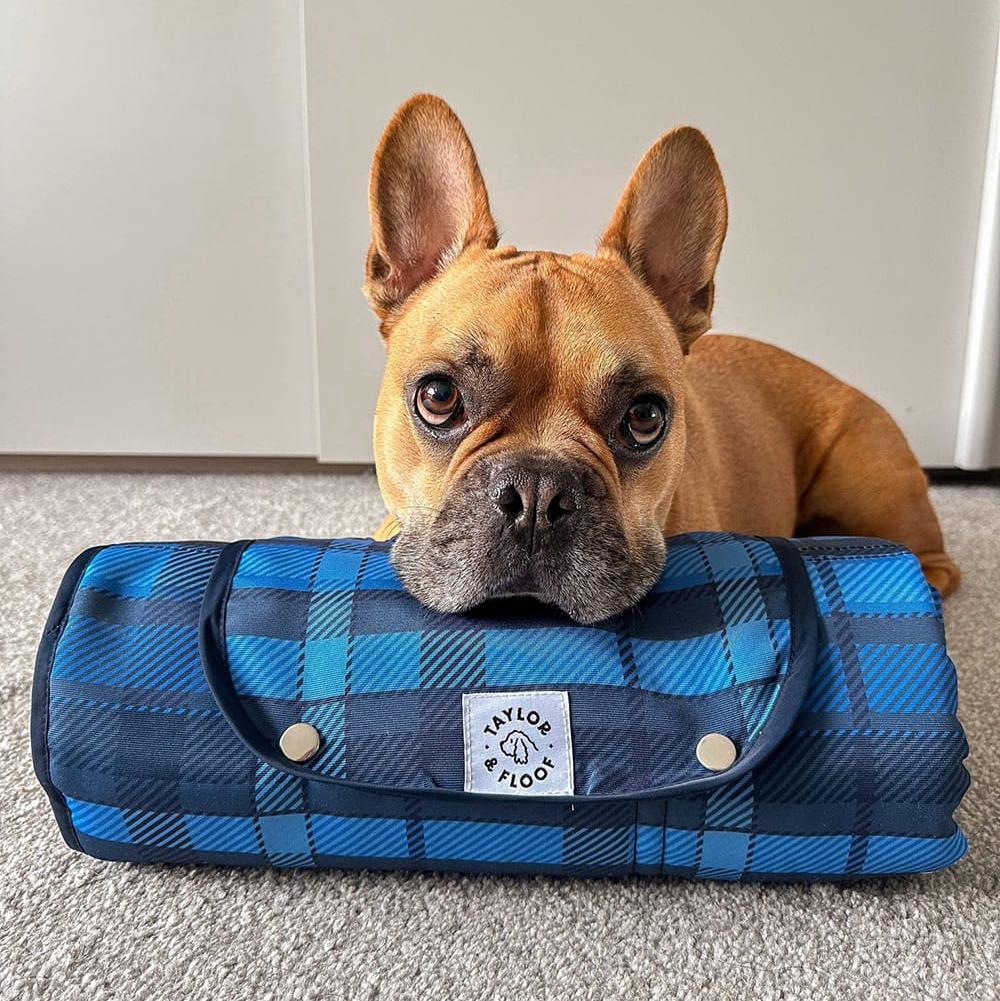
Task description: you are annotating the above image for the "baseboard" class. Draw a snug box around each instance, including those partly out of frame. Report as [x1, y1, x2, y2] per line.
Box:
[0, 454, 376, 474]
[925, 467, 1000, 484]
[1, 455, 995, 483]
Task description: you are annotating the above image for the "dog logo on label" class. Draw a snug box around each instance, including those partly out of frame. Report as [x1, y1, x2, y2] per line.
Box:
[482, 705, 557, 791]
[499, 729, 536, 765]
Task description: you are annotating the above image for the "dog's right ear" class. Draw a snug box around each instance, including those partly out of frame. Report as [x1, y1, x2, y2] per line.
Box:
[365, 94, 498, 325]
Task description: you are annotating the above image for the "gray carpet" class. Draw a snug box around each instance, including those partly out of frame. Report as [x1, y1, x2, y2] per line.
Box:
[2, 471, 997, 1000]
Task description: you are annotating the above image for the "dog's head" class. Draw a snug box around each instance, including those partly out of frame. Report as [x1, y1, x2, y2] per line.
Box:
[365, 95, 727, 623]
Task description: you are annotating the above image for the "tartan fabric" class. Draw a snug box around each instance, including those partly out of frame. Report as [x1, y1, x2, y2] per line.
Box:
[32, 532, 969, 881]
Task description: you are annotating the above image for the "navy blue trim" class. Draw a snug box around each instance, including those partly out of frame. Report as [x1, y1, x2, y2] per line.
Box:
[761, 535, 819, 735]
[791, 537, 906, 557]
[30, 546, 105, 853]
[199, 537, 819, 803]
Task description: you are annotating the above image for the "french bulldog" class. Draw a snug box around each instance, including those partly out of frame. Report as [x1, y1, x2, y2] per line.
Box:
[364, 94, 959, 623]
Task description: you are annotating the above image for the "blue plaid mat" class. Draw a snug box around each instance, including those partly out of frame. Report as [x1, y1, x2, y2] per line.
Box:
[32, 532, 969, 880]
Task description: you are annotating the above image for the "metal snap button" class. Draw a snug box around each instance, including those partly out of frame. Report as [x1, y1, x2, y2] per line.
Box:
[696, 733, 737, 772]
[279, 722, 321, 763]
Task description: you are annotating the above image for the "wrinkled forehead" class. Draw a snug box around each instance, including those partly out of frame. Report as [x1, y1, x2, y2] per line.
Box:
[389, 249, 684, 387]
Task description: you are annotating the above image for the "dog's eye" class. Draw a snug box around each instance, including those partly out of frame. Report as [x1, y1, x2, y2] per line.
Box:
[621, 396, 668, 450]
[415, 376, 465, 429]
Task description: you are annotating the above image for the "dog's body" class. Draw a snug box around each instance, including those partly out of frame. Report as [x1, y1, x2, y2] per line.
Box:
[365, 95, 958, 620]
[668, 333, 956, 595]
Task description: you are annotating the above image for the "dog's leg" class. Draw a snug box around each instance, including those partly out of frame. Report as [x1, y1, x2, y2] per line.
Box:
[796, 393, 960, 595]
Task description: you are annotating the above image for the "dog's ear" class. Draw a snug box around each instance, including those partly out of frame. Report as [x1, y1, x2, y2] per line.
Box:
[599, 127, 727, 349]
[365, 94, 498, 323]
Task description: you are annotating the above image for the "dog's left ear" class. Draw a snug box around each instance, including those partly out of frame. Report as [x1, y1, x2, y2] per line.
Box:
[599, 127, 727, 349]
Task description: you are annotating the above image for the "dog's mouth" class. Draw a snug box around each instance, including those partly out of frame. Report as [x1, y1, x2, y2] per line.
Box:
[389, 512, 665, 625]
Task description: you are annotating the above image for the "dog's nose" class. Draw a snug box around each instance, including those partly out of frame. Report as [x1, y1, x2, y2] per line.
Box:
[488, 459, 583, 551]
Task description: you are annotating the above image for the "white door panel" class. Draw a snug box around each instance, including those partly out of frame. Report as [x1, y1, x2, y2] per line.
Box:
[0, 0, 315, 455]
[305, 0, 998, 465]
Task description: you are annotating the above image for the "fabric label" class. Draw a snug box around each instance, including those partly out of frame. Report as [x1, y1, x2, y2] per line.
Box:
[463, 691, 574, 796]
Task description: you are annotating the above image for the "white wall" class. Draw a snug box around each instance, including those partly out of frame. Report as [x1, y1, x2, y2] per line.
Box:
[1, 2, 997, 464]
[304, 0, 999, 465]
[0, 0, 316, 455]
